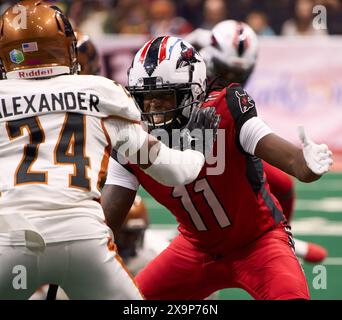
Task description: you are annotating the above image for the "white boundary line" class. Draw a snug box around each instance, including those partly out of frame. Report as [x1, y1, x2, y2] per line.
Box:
[321, 257, 342, 265]
[299, 257, 342, 266]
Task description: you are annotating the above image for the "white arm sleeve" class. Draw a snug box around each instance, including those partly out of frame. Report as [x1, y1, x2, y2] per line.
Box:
[143, 143, 205, 187]
[104, 119, 205, 187]
[239, 117, 273, 155]
[105, 157, 140, 191]
[104, 118, 147, 158]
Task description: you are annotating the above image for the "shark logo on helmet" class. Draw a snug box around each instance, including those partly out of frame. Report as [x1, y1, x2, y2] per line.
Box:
[176, 42, 200, 69]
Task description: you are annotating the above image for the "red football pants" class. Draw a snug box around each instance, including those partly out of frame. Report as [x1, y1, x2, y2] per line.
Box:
[136, 226, 310, 300]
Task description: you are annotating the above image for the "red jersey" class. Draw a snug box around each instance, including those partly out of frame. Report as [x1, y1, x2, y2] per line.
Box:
[123, 85, 284, 255]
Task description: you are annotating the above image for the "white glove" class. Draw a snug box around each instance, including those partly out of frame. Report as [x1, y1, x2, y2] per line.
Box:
[298, 126, 333, 175]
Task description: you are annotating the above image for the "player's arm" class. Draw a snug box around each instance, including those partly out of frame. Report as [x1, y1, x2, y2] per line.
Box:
[109, 121, 204, 186]
[101, 155, 138, 233]
[238, 112, 333, 183]
[106, 107, 219, 187]
[101, 185, 136, 235]
[227, 85, 333, 182]
[254, 131, 332, 183]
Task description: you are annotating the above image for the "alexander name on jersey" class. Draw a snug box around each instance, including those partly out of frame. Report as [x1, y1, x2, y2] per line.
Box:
[0, 91, 100, 120]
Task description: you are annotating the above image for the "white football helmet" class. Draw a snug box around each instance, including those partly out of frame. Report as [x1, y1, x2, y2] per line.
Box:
[200, 20, 258, 85]
[128, 36, 207, 131]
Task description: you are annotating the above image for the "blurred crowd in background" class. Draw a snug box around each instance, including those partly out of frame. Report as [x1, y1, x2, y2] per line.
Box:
[1, 0, 342, 38]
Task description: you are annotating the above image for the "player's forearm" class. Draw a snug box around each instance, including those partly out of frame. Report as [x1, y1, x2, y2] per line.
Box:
[287, 148, 321, 183]
[112, 122, 205, 186]
[115, 133, 205, 187]
[142, 142, 205, 186]
[101, 185, 136, 234]
[255, 133, 320, 183]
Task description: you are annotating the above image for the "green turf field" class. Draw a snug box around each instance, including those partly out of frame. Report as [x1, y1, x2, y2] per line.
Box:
[138, 172, 342, 300]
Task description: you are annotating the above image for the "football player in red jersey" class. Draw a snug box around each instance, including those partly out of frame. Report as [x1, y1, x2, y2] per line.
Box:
[102, 35, 333, 300]
[186, 19, 327, 263]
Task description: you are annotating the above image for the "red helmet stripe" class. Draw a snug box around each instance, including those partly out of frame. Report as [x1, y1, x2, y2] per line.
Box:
[158, 36, 170, 63]
[232, 22, 241, 49]
[139, 39, 154, 64]
[233, 22, 247, 56]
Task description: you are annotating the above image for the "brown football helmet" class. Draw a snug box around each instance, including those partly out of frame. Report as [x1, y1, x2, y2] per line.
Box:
[75, 30, 100, 75]
[0, 0, 78, 79]
[115, 195, 149, 260]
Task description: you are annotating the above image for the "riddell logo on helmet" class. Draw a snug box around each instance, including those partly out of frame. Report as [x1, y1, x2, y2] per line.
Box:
[18, 68, 53, 79]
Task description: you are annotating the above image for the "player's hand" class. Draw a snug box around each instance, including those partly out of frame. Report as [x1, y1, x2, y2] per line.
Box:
[298, 126, 333, 175]
[180, 106, 221, 157]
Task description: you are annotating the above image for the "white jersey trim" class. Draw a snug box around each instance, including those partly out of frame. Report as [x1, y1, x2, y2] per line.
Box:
[105, 157, 140, 191]
[239, 117, 273, 155]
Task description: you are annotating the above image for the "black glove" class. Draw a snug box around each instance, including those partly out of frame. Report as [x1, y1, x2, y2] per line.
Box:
[180, 106, 221, 157]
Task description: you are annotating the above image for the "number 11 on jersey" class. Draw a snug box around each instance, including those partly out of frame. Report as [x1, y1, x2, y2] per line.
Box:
[173, 178, 231, 231]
